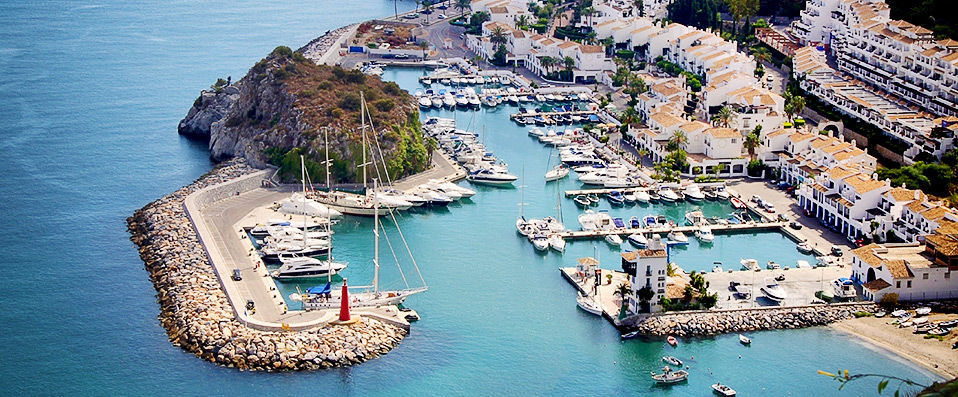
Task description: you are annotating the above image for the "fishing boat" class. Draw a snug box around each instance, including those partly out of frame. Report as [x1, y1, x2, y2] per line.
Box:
[662, 356, 683, 366]
[605, 234, 623, 246]
[545, 165, 569, 181]
[760, 277, 788, 303]
[651, 366, 688, 384]
[576, 291, 602, 315]
[667, 336, 678, 346]
[621, 330, 640, 339]
[628, 233, 648, 247]
[712, 383, 737, 396]
[797, 241, 813, 253]
[667, 231, 689, 245]
[740, 258, 760, 271]
[574, 195, 591, 207]
[695, 226, 715, 242]
[739, 334, 751, 345]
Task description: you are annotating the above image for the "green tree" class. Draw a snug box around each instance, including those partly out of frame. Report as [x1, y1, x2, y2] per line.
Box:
[455, 0, 471, 15]
[563, 56, 576, 79]
[637, 286, 655, 312]
[784, 94, 806, 122]
[418, 41, 429, 59]
[667, 130, 688, 152]
[515, 14, 529, 29]
[751, 46, 771, 63]
[712, 106, 734, 127]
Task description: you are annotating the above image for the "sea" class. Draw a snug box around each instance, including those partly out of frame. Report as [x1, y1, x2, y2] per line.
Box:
[0, 1, 942, 395]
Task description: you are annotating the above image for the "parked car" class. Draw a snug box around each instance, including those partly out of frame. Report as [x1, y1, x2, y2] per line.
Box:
[831, 246, 844, 256]
[765, 203, 776, 213]
[789, 221, 803, 230]
[438, 14, 446, 19]
[246, 299, 255, 310]
[394, 53, 409, 59]
[777, 214, 789, 222]
[232, 269, 242, 281]
[751, 194, 762, 203]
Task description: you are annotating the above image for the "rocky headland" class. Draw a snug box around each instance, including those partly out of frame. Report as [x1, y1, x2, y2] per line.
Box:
[621, 303, 877, 337]
[127, 159, 407, 370]
[178, 29, 431, 183]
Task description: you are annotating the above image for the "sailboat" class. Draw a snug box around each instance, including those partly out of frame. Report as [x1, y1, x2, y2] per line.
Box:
[576, 247, 603, 315]
[297, 179, 427, 310]
[272, 157, 348, 280]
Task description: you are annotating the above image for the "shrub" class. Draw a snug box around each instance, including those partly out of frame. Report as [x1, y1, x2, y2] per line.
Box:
[339, 94, 361, 111]
[383, 81, 401, 96]
[271, 46, 294, 58]
[599, 135, 610, 143]
[853, 311, 874, 318]
[367, 43, 379, 49]
[878, 293, 899, 310]
[343, 70, 366, 84]
[615, 49, 635, 59]
[317, 81, 332, 90]
[374, 99, 395, 112]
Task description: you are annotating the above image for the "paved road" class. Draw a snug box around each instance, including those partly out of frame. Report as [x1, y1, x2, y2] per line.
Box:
[393, 150, 464, 190]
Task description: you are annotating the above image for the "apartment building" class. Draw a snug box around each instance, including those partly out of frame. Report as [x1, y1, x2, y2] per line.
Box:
[621, 236, 670, 313]
[851, 222, 958, 301]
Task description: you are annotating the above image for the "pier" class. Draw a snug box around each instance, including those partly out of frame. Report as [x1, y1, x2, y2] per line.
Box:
[557, 221, 787, 240]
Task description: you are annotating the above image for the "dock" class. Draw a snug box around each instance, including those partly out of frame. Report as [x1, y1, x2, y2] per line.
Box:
[559, 267, 630, 325]
[557, 221, 787, 240]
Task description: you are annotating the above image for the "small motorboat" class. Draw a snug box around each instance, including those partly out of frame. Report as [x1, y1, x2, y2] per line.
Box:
[874, 311, 886, 318]
[730, 196, 746, 209]
[621, 330, 640, 340]
[712, 262, 723, 272]
[623, 193, 637, 204]
[587, 193, 601, 204]
[760, 277, 788, 303]
[651, 366, 688, 384]
[667, 336, 678, 346]
[740, 258, 760, 271]
[629, 216, 641, 228]
[548, 234, 566, 252]
[739, 334, 751, 345]
[607, 191, 626, 206]
[662, 356, 683, 366]
[695, 227, 715, 242]
[766, 261, 781, 270]
[605, 234, 623, 246]
[712, 383, 737, 396]
[797, 241, 813, 254]
[684, 184, 705, 201]
[613, 217, 626, 229]
[667, 231, 689, 245]
[634, 190, 651, 203]
[530, 234, 550, 251]
[574, 195, 591, 207]
[628, 233, 648, 247]
[916, 307, 932, 316]
[576, 292, 602, 315]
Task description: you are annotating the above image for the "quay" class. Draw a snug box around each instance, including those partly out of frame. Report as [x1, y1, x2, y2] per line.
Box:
[557, 221, 787, 240]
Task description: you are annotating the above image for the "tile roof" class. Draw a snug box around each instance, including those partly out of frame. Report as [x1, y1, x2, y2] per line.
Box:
[862, 279, 891, 292]
[649, 111, 685, 127]
[843, 174, 886, 194]
[707, 127, 739, 138]
[884, 187, 922, 202]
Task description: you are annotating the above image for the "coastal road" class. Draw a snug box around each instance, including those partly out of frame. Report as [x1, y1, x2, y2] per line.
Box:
[393, 150, 464, 190]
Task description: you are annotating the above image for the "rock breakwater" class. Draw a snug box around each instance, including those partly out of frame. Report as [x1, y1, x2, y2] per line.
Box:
[622, 304, 877, 337]
[127, 159, 407, 370]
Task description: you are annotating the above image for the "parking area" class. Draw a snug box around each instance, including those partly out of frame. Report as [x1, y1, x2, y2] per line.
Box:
[706, 266, 852, 309]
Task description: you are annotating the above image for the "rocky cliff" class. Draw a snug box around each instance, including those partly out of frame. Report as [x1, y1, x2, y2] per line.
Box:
[178, 45, 431, 182]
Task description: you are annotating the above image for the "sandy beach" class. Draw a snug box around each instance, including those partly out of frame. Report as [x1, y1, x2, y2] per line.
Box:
[830, 315, 958, 380]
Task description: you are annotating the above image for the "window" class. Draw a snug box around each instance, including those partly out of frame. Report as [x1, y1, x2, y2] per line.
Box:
[896, 281, 901, 288]
[923, 273, 928, 279]
[946, 272, 951, 279]
[907, 280, 912, 288]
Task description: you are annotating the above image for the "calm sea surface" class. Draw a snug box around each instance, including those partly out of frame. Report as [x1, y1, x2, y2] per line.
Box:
[0, 2, 940, 395]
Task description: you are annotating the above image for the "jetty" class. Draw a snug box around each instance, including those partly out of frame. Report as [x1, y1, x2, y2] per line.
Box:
[557, 221, 787, 240]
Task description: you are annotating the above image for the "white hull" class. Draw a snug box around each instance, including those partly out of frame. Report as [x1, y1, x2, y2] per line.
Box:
[300, 287, 427, 310]
[576, 293, 602, 315]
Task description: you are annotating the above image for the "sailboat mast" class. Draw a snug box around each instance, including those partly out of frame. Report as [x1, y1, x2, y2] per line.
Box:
[324, 128, 331, 192]
[300, 155, 307, 249]
[361, 91, 368, 190]
[373, 178, 380, 293]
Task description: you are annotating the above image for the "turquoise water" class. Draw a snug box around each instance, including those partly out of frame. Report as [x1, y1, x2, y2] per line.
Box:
[0, 2, 941, 395]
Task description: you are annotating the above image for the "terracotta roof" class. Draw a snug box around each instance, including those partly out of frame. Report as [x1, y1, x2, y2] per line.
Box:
[844, 174, 886, 194]
[788, 132, 815, 143]
[766, 129, 791, 138]
[638, 249, 667, 258]
[558, 41, 577, 49]
[885, 187, 922, 202]
[488, 6, 508, 14]
[862, 279, 891, 292]
[707, 127, 739, 138]
[649, 111, 684, 127]
[620, 252, 637, 261]
[884, 259, 914, 279]
[827, 166, 858, 181]
[579, 44, 604, 53]
[578, 257, 599, 266]
[924, 232, 958, 257]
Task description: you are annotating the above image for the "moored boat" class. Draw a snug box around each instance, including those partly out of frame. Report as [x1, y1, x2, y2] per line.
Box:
[712, 383, 737, 396]
[739, 334, 751, 345]
[651, 366, 688, 384]
[576, 291, 602, 315]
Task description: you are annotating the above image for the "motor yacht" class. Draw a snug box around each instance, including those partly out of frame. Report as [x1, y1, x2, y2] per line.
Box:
[418, 96, 432, 108]
[633, 190, 651, 203]
[760, 277, 788, 303]
[272, 256, 347, 280]
[658, 186, 680, 202]
[685, 211, 707, 226]
[796, 241, 813, 254]
[466, 168, 518, 186]
[605, 234, 623, 246]
[832, 278, 856, 299]
[545, 165, 570, 181]
[628, 233, 648, 247]
[740, 258, 760, 271]
[667, 231, 689, 245]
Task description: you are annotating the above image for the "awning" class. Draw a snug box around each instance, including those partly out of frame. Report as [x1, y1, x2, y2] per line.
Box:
[307, 283, 332, 295]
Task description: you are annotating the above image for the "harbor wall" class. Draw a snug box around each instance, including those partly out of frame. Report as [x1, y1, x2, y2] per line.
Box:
[619, 302, 877, 337]
[127, 158, 408, 371]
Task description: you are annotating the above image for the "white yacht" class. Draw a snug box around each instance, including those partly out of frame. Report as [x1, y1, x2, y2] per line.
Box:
[548, 234, 566, 252]
[466, 168, 518, 186]
[576, 291, 602, 315]
[545, 165, 570, 181]
[684, 184, 705, 201]
[832, 278, 856, 300]
[278, 192, 343, 218]
[714, 186, 730, 200]
[695, 226, 715, 242]
[633, 190, 651, 203]
[667, 231, 689, 245]
[760, 277, 788, 303]
[418, 96, 432, 108]
[272, 256, 347, 280]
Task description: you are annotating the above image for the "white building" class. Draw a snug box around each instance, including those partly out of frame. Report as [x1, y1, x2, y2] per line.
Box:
[851, 223, 958, 301]
[621, 236, 669, 313]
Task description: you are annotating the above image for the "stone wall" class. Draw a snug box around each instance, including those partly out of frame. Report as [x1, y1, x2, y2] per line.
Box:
[619, 303, 877, 337]
[127, 159, 408, 370]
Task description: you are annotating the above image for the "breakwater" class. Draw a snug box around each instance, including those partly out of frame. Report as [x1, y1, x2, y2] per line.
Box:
[620, 303, 877, 337]
[127, 159, 407, 370]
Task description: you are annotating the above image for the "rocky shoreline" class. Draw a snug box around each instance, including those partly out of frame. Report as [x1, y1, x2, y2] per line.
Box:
[127, 159, 407, 371]
[621, 303, 877, 337]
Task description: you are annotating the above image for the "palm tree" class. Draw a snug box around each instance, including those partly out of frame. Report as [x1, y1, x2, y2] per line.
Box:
[711, 105, 733, 128]
[638, 148, 650, 163]
[563, 56, 575, 80]
[785, 95, 806, 122]
[751, 46, 771, 63]
[713, 162, 726, 178]
[489, 26, 508, 46]
[455, 0, 471, 16]
[744, 132, 760, 160]
[667, 130, 688, 152]
[515, 14, 529, 30]
[637, 286, 654, 313]
[539, 56, 555, 75]
[601, 37, 615, 56]
[620, 106, 640, 126]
